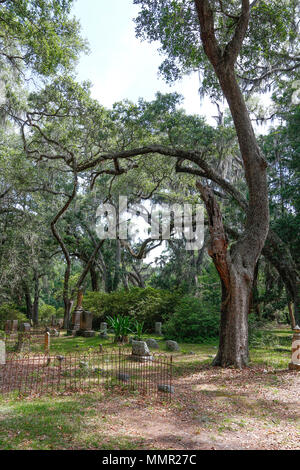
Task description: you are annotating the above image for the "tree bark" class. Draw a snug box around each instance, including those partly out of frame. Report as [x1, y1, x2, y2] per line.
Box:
[50, 175, 78, 329]
[197, 182, 251, 367]
[32, 270, 39, 326]
[193, 0, 269, 367]
[23, 281, 33, 320]
[90, 264, 99, 291]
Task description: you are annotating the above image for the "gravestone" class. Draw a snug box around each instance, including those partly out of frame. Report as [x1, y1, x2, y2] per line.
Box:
[99, 322, 108, 338]
[131, 340, 153, 362]
[67, 289, 84, 335]
[155, 322, 162, 336]
[165, 340, 180, 352]
[158, 384, 175, 394]
[4, 320, 12, 334]
[57, 318, 64, 329]
[20, 323, 31, 332]
[117, 373, 130, 382]
[12, 320, 18, 332]
[289, 326, 300, 371]
[67, 308, 82, 335]
[146, 338, 159, 349]
[51, 316, 57, 327]
[0, 340, 5, 365]
[77, 311, 96, 337]
[16, 332, 26, 352]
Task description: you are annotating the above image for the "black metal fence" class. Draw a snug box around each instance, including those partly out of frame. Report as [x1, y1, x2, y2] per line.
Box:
[0, 349, 173, 400]
[3, 328, 58, 352]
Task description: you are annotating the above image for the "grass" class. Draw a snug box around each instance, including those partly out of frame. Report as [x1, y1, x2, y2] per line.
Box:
[0, 325, 297, 450]
[43, 327, 293, 370]
[0, 391, 146, 450]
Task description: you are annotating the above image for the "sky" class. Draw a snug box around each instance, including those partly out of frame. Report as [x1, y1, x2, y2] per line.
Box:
[71, 0, 217, 124]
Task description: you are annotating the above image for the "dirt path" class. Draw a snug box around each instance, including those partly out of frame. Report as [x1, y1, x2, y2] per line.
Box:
[91, 366, 299, 450]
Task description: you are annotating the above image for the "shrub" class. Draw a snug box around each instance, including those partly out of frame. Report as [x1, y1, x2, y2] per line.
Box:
[83, 287, 181, 331]
[0, 303, 27, 329]
[39, 304, 57, 324]
[163, 296, 220, 343]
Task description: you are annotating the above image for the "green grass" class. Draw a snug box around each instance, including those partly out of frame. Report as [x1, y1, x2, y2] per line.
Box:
[35, 328, 293, 371]
[0, 391, 146, 450]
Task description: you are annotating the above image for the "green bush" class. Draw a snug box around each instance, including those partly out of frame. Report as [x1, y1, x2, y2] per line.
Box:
[39, 304, 57, 324]
[162, 296, 220, 343]
[83, 287, 181, 331]
[0, 302, 27, 329]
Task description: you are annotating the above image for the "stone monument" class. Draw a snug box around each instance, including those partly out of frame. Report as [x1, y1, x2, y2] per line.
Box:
[0, 340, 5, 365]
[99, 322, 108, 338]
[289, 326, 300, 371]
[4, 320, 11, 334]
[67, 289, 84, 336]
[20, 323, 31, 332]
[131, 340, 153, 362]
[76, 311, 96, 337]
[155, 322, 162, 336]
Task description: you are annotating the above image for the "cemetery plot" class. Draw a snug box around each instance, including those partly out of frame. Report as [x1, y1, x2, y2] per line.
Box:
[0, 349, 172, 399]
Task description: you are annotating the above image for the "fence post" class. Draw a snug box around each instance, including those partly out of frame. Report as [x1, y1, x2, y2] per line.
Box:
[44, 332, 50, 354]
[0, 339, 5, 365]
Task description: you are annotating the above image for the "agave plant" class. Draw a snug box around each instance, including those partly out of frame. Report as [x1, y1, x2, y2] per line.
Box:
[133, 320, 144, 341]
[107, 315, 133, 343]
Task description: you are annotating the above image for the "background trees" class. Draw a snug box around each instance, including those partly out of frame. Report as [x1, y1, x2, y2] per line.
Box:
[0, 1, 298, 368]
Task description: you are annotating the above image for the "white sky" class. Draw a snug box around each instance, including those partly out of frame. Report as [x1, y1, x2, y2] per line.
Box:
[72, 0, 217, 124]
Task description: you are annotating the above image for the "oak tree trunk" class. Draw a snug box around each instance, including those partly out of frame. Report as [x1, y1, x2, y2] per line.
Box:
[194, 0, 269, 367]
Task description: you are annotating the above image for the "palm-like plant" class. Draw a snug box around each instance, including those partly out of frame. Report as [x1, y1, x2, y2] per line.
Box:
[133, 320, 144, 341]
[107, 315, 133, 343]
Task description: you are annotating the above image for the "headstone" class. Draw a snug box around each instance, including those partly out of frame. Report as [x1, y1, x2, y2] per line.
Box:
[146, 338, 159, 349]
[99, 322, 108, 338]
[67, 308, 82, 335]
[117, 373, 130, 382]
[50, 328, 59, 337]
[57, 318, 64, 329]
[155, 322, 162, 336]
[51, 316, 57, 327]
[99, 344, 103, 353]
[165, 340, 180, 351]
[4, 320, 12, 334]
[157, 384, 174, 394]
[76, 311, 96, 337]
[131, 340, 153, 362]
[67, 289, 84, 335]
[0, 340, 5, 365]
[15, 332, 25, 352]
[79, 360, 89, 369]
[12, 320, 18, 332]
[20, 323, 31, 332]
[289, 326, 300, 371]
[44, 332, 50, 353]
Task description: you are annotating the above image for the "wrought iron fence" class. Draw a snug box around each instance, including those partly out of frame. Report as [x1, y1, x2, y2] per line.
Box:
[0, 349, 173, 400]
[3, 328, 60, 352]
